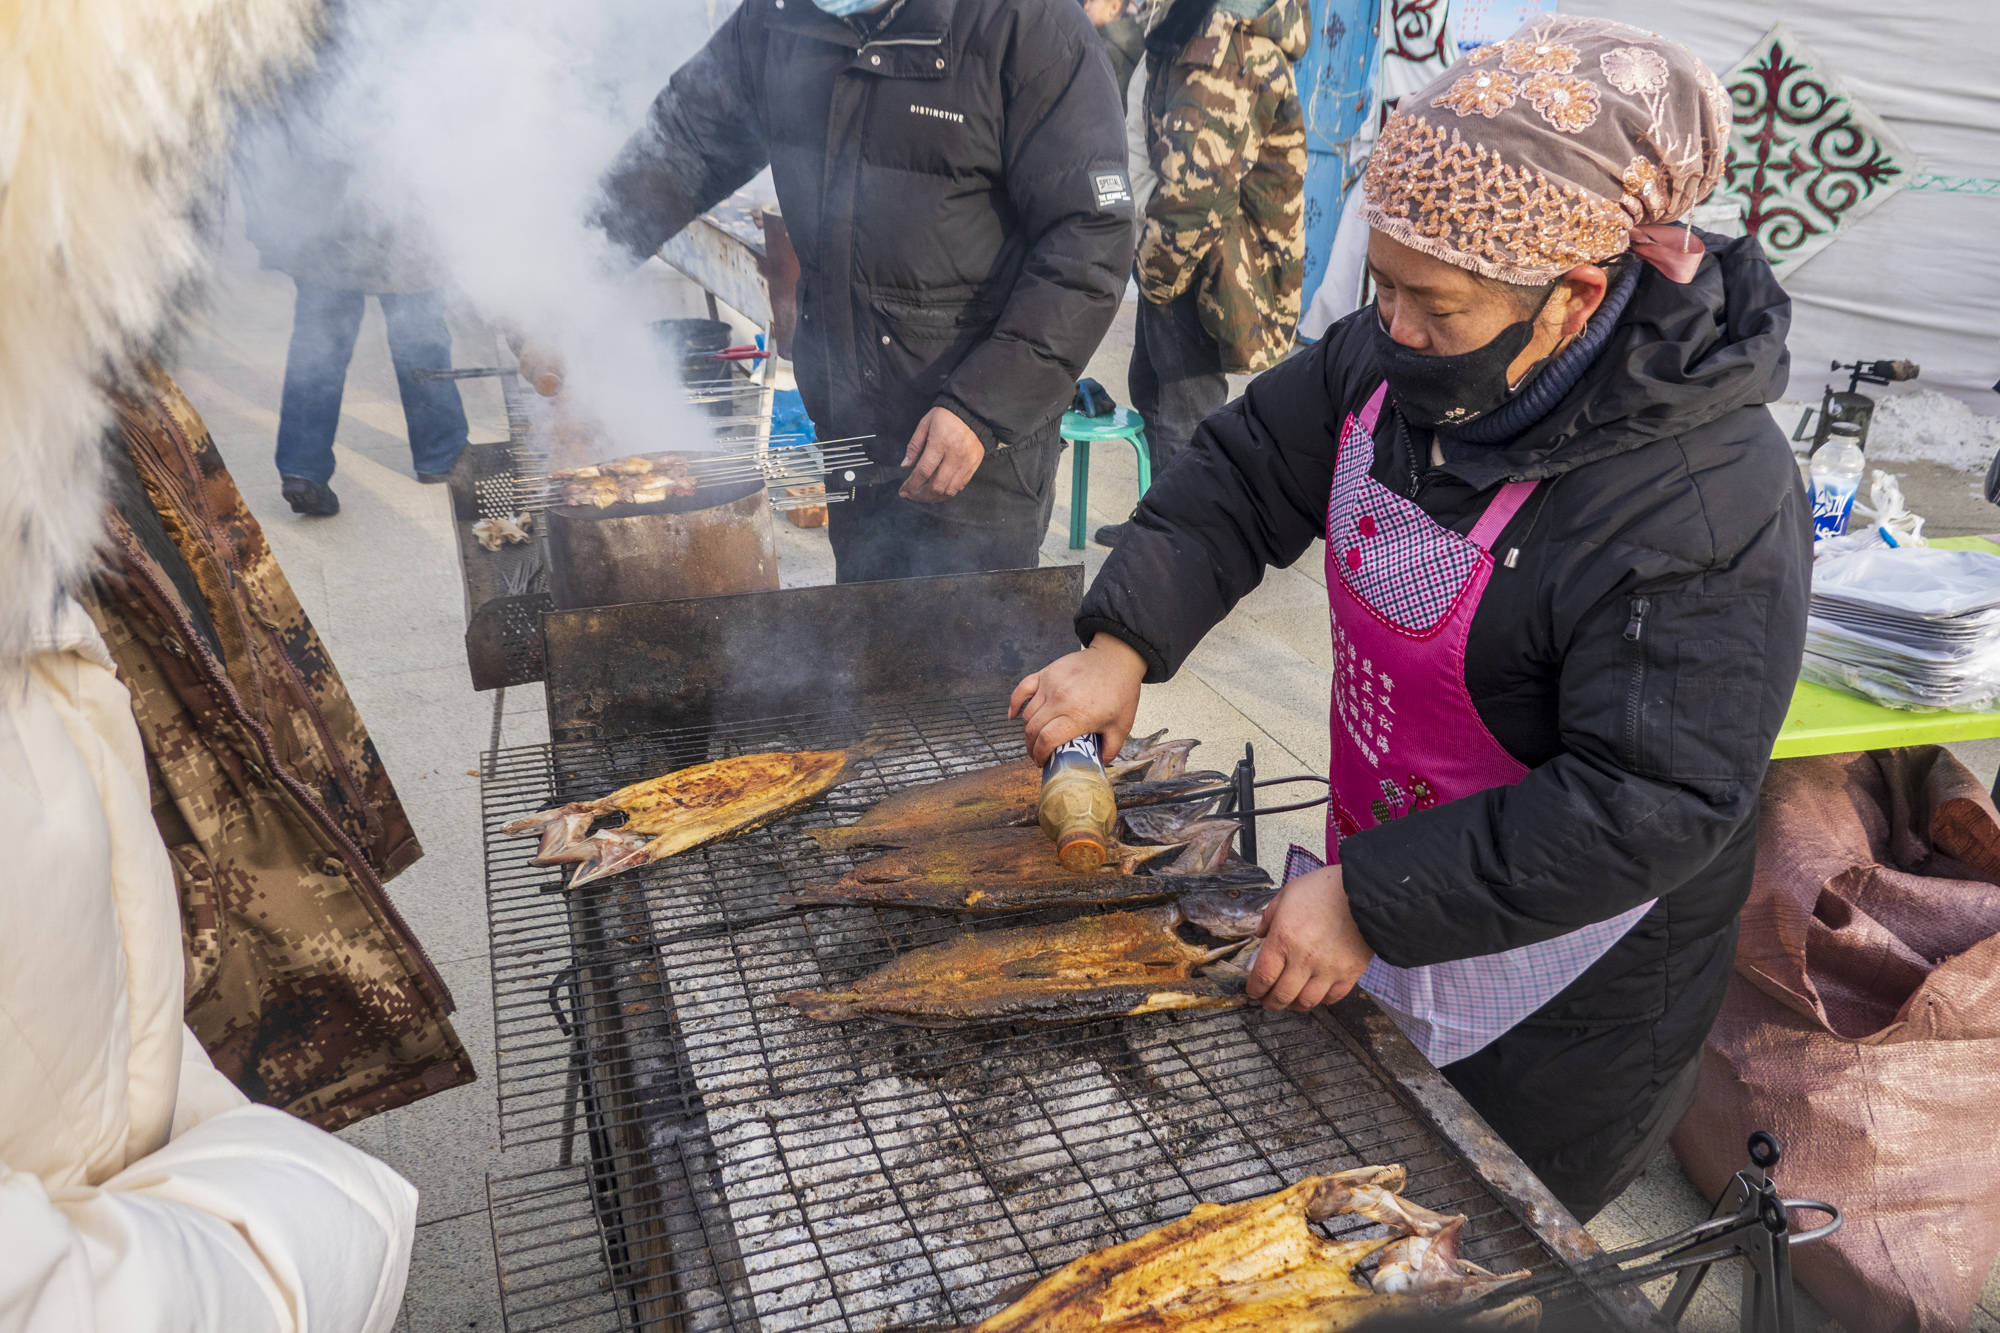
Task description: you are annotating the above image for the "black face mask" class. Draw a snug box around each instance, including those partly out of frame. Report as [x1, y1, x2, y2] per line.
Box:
[1369, 300, 1550, 432]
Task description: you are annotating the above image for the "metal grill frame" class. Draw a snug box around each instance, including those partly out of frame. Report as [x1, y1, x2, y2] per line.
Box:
[482, 696, 1641, 1332]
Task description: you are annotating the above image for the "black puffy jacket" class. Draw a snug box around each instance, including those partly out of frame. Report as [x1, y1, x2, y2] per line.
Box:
[596, 0, 1135, 462]
[1077, 234, 1812, 1211]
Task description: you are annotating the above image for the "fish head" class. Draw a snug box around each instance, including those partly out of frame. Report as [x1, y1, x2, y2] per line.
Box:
[1178, 880, 1279, 939]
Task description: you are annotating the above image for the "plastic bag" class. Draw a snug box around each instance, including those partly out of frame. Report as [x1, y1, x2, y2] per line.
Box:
[1673, 749, 2000, 1333]
[1813, 547, 2000, 620]
[1816, 470, 1929, 558]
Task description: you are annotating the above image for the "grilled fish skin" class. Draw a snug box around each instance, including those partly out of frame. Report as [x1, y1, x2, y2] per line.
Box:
[782, 826, 1271, 913]
[782, 863, 1270, 913]
[803, 760, 1042, 852]
[964, 1166, 1534, 1332]
[804, 750, 1224, 853]
[781, 906, 1247, 1027]
[501, 748, 859, 888]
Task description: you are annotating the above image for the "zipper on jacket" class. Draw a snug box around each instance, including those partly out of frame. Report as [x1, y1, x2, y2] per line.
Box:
[115, 534, 453, 1006]
[1621, 596, 1652, 768]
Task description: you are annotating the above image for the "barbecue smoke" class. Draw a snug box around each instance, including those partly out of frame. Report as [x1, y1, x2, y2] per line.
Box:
[239, 0, 735, 457]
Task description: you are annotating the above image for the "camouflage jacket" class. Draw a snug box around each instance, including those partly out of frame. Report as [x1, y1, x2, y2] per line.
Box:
[86, 365, 473, 1130]
[1136, 0, 1309, 374]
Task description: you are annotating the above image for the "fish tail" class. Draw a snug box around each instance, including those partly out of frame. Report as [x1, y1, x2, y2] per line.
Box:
[566, 829, 651, 889]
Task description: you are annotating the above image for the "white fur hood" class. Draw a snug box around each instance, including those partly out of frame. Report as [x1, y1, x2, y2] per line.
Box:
[0, 0, 325, 666]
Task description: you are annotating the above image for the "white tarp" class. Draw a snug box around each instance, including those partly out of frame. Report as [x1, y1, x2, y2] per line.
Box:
[1559, 0, 2000, 406]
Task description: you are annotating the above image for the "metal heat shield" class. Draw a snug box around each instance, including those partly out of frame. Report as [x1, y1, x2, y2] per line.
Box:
[540, 564, 1083, 742]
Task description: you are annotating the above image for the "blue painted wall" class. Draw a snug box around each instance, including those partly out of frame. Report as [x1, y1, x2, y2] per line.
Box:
[1294, 0, 1380, 309]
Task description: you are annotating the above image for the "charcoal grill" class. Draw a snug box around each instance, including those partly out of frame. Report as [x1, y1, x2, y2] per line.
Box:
[480, 568, 1650, 1332]
[447, 369, 871, 689]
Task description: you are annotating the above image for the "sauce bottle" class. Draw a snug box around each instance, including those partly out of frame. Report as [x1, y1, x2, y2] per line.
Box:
[1038, 734, 1118, 871]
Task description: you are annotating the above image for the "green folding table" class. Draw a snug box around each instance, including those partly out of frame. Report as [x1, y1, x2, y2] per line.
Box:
[1772, 535, 2000, 759]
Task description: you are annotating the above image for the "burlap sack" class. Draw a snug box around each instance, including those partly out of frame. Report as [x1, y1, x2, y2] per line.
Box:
[1672, 747, 2000, 1333]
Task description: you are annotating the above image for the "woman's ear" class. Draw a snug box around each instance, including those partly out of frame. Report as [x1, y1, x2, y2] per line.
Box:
[1555, 264, 1610, 339]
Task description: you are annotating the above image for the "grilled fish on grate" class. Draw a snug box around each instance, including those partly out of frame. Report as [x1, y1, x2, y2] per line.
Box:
[780, 905, 1248, 1026]
[781, 824, 1271, 914]
[962, 1165, 1537, 1331]
[803, 733, 1216, 853]
[501, 747, 863, 888]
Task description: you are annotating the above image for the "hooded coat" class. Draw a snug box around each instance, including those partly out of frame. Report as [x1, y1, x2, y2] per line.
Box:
[1078, 233, 1813, 1214]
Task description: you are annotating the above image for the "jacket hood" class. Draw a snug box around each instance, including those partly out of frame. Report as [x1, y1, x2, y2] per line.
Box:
[0, 0, 324, 669]
[1443, 230, 1793, 487]
[1243, 0, 1309, 61]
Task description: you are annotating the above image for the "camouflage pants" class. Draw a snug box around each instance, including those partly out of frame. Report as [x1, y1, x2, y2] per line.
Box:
[1129, 287, 1226, 478]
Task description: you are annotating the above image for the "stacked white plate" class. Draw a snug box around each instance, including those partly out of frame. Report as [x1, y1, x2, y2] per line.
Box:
[1804, 546, 2000, 711]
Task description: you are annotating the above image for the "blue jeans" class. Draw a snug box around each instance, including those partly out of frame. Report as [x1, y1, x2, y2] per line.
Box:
[275, 283, 469, 483]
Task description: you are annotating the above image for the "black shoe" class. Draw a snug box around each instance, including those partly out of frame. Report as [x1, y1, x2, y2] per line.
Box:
[416, 470, 453, 485]
[1093, 521, 1132, 548]
[281, 475, 340, 516]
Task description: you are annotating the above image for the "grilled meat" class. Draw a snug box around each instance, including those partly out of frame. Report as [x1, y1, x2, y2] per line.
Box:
[804, 760, 1042, 852]
[781, 906, 1245, 1027]
[964, 1166, 1534, 1332]
[502, 747, 859, 888]
[783, 825, 1270, 913]
[804, 736, 1221, 853]
[551, 452, 697, 508]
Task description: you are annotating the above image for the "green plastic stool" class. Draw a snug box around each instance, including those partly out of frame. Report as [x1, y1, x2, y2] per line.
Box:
[1061, 406, 1151, 549]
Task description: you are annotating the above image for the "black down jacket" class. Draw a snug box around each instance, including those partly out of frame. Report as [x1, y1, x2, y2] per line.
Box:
[1077, 233, 1812, 1215]
[596, 0, 1135, 462]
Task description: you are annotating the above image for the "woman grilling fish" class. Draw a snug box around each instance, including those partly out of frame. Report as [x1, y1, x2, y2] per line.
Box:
[1011, 16, 1810, 1219]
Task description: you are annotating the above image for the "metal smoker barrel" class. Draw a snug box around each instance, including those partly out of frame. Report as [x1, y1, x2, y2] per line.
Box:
[545, 475, 779, 611]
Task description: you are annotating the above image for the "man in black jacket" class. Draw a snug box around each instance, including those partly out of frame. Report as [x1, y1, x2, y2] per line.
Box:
[591, 0, 1134, 581]
[1011, 18, 1813, 1218]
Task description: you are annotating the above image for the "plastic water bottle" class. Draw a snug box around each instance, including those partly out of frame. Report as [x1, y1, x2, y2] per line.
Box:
[1038, 734, 1118, 871]
[1810, 440, 1865, 541]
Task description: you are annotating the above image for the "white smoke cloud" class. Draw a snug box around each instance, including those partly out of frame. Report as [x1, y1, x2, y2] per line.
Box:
[244, 0, 739, 458]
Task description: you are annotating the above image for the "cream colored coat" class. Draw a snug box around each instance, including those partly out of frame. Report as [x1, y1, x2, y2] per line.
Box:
[0, 603, 415, 1331]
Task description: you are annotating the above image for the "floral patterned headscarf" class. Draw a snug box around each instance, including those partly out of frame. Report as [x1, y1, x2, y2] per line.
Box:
[1360, 15, 1732, 285]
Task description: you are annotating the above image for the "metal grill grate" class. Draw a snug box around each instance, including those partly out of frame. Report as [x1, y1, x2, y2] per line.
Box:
[483, 697, 1610, 1332]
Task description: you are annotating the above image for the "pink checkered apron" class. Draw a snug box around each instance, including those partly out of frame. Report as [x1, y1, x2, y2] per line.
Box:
[1306, 382, 1653, 1067]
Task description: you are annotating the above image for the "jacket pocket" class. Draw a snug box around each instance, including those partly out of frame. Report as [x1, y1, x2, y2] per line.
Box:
[1617, 590, 1775, 782]
[868, 290, 994, 398]
[871, 290, 995, 338]
[1668, 596, 1774, 781]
